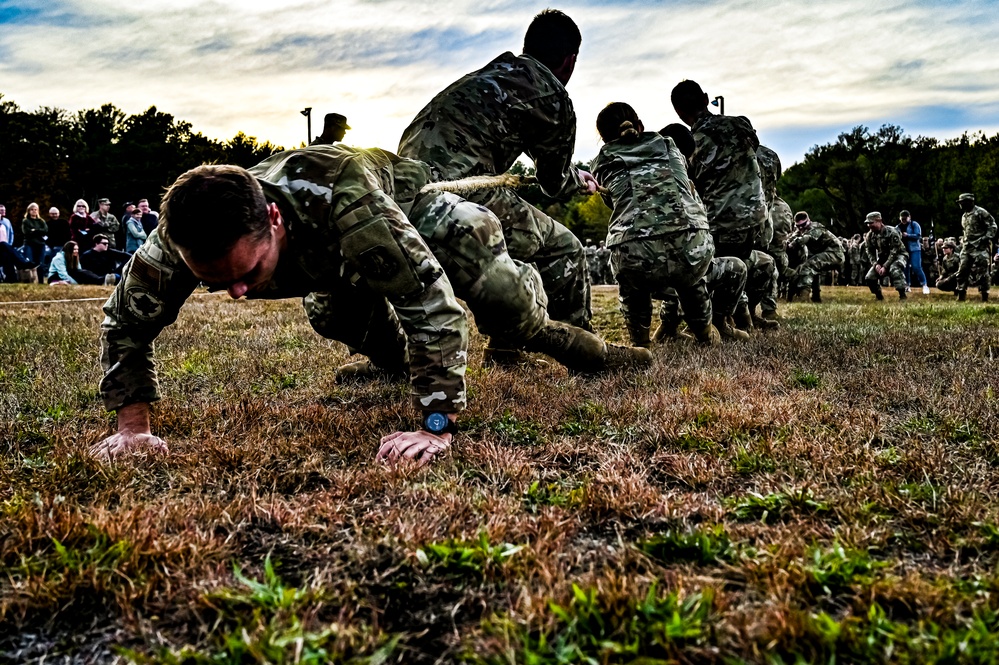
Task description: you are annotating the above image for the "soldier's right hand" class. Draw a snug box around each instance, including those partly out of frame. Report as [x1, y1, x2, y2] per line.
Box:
[89, 431, 168, 462]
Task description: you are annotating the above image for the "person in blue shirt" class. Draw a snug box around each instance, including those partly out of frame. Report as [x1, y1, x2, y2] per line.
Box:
[898, 210, 928, 294]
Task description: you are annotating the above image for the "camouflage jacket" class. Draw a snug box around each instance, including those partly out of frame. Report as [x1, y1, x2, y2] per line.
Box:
[99, 145, 468, 414]
[397, 52, 583, 199]
[688, 112, 766, 235]
[91, 211, 121, 247]
[865, 224, 906, 267]
[961, 206, 997, 252]
[787, 223, 844, 261]
[590, 132, 709, 247]
[768, 197, 793, 254]
[939, 252, 959, 278]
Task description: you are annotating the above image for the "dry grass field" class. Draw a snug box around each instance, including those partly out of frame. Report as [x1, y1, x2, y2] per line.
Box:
[2, 283, 999, 664]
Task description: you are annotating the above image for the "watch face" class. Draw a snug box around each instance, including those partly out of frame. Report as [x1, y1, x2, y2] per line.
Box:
[424, 412, 449, 433]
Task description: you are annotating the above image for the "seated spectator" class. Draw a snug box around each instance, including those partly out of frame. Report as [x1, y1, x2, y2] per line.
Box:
[124, 206, 147, 253]
[70, 199, 97, 250]
[48, 241, 104, 285]
[21, 202, 49, 264]
[80, 234, 129, 283]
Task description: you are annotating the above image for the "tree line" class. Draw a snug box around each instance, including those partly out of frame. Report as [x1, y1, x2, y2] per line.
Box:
[0, 93, 283, 221]
[778, 124, 999, 239]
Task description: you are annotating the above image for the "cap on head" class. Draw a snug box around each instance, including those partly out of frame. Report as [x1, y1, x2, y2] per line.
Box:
[957, 193, 975, 203]
[899, 209, 910, 217]
[865, 211, 882, 225]
[49, 206, 59, 214]
[944, 240, 957, 250]
[323, 113, 350, 130]
[98, 197, 110, 204]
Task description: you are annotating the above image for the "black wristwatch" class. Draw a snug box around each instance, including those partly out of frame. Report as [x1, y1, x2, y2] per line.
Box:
[422, 411, 458, 436]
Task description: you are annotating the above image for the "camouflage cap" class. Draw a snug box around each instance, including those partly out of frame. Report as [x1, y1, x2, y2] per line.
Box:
[943, 240, 957, 250]
[957, 192, 975, 202]
[864, 211, 882, 224]
[97, 197, 111, 204]
[324, 113, 351, 130]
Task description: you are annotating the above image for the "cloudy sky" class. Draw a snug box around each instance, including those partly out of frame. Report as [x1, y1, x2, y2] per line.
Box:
[2, 0, 998, 168]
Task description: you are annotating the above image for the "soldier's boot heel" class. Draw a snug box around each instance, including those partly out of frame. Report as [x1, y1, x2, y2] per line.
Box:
[982, 290, 989, 303]
[525, 322, 652, 373]
[957, 290, 967, 302]
[897, 288, 907, 300]
[692, 323, 721, 346]
[714, 316, 750, 342]
[627, 323, 652, 349]
[652, 318, 693, 343]
[483, 338, 530, 367]
[335, 359, 408, 384]
[733, 302, 754, 332]
[811, 284, 822, 303]
[752, 312, 780, 330]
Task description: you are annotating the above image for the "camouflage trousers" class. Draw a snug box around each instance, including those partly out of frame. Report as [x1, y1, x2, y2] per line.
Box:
[936, 273, 957, 292]
[794, 251, 842, 290]
[746, 249, 778, 315]
[305, 190, 551, 370]
[611, 229, 714, 336]
[849, 263, 867, 286]
[660, 255, 747, 328]
[467, 187, 591, 330]
[956, 248, 991, 293]
[409, 190, 548, 343]
[865, 258, 907, 291]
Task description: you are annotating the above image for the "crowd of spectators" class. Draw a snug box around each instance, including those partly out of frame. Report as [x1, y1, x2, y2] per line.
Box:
[0, 198, 157, 286]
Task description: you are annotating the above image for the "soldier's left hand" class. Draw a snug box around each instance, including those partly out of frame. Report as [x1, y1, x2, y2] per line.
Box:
[578, 170, 599, 194]
[377, 430, 452, 467]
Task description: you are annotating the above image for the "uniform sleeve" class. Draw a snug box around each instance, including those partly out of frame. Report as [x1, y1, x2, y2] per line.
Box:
[331, 159, 468, 413]
[886, 231, 905, 266]
[521, 94, 583, 199]
[99, 229, 200, 411]
[865, 232, 877, 264]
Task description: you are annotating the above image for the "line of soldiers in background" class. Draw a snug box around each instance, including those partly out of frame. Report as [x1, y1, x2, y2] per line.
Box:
[781, 194, 996, 303]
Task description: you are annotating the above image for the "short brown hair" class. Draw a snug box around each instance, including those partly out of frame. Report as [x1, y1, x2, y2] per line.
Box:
[160, 164, 270, 261]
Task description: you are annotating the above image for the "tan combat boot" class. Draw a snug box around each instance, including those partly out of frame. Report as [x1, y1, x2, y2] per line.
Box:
[483, 338, 530, 367]
[652, 321, 694, 343]
[628, 323, 652, 349]
[525, 321, 652, 374]
[714, 316, 750, 342]
[733, 301, 754, 332]
[753, 309, 780, 330]
[691, 323, 721, 346]
[335, 359, 408, 383]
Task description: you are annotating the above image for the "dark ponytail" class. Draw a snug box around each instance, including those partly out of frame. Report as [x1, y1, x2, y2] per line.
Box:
[596, 102, 641, 143]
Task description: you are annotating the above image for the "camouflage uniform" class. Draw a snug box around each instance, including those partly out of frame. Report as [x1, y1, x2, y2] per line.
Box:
[596, 243, 613, 285]
[786, 222, 846, 291]
[353, 147, 549, 344]
[584, 242, 598, 284]
[848, 238, 866, 285]
[769, 197, 793, 278]
[659, 256, 747, 337]
[745, 249, 777, 314]
[936, 251, 960, 292]
[91, 211, 122, 249]
[689, 113, 767, 256]
[864, 224, 908, 293]
[590, 131, 714, 342]
[398, 52, 590, 330]
[956, 205, 996, 297]
[100, 146, 469, 415]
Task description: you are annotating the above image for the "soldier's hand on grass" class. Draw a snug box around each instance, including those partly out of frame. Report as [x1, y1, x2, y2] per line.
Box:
[89, 431, 168, 462]
[89, 401, 166, 462]
[376, 430, 452, 467]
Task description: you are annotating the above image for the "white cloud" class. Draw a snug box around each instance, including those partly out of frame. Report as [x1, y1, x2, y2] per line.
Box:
[1, 0, 997, 165]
